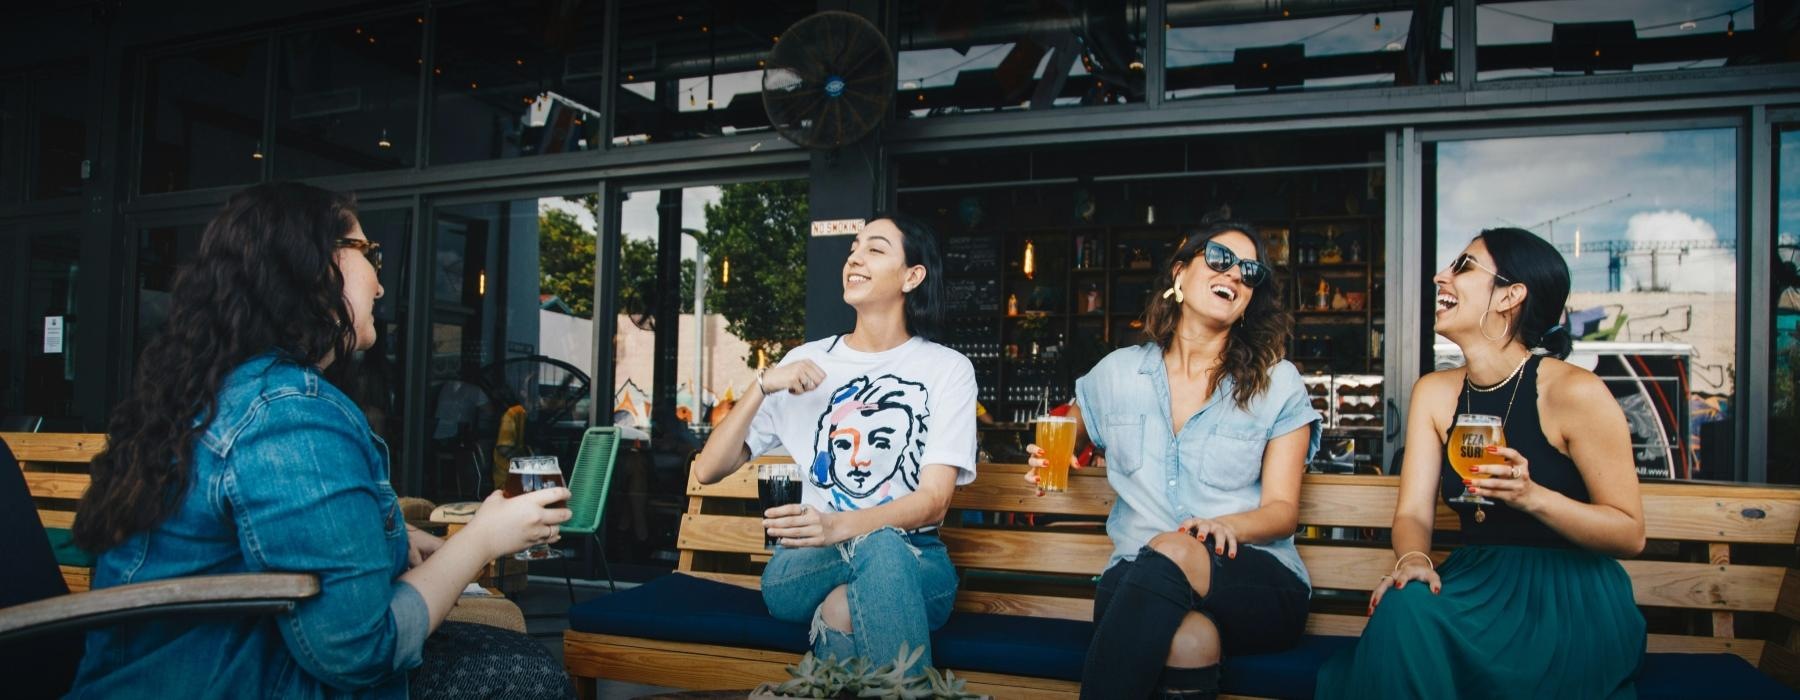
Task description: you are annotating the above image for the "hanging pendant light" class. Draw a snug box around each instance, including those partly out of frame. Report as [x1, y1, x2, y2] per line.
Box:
[1023, 240, 1036, 280]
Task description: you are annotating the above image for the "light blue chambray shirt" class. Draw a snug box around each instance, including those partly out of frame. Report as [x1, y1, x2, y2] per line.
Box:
[1075, 343, 1322, 588]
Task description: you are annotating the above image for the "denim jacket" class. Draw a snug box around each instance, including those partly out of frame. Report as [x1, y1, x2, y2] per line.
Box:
[70, 353, 429, 699]
[1075, 343, 1322, 588]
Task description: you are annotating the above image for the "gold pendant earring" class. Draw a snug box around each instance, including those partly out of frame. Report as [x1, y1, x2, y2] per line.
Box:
[1161, 276, 1185, 304]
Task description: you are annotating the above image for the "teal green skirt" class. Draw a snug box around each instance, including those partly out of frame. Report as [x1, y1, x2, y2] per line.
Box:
[1316, 545, 1646, 700]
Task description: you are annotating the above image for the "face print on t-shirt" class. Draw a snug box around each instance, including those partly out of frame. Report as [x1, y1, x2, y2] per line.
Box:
[810, 374, 930, 507]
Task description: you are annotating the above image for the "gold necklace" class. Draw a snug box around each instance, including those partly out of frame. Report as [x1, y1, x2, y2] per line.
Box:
[1460, 356, 1529, 523]
[1468, 353, 1531, 393]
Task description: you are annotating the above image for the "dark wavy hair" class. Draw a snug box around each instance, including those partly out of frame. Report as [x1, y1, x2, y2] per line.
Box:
[871, 213, 945, 342]
[1478, 227, 1574, 359]
[75, 182, 360, 552]
[1142, 221, 1293, 410]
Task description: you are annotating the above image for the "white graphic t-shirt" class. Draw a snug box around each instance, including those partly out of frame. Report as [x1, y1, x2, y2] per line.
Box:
[745, 335, 978, 529]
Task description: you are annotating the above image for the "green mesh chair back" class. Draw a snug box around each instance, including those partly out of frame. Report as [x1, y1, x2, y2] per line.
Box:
[561, 427, 619, 536]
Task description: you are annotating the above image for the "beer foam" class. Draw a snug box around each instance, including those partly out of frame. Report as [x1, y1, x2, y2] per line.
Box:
[1035, 415, 1077, 423]
[509, 456, 561, 474]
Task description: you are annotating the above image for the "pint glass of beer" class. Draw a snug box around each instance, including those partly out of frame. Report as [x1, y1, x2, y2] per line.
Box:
[505, 455, 567, 559]
[1447, 414, 1504, 505]
[757, 463, 803, 549]
[1034, 415, 1078, 492]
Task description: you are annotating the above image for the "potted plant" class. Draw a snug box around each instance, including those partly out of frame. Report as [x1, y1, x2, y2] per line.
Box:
[749, 643, 985, 699]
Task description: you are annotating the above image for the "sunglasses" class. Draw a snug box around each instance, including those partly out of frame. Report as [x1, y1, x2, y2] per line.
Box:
[1450, 253, 1510, 284]
[337, 238, 383, 272]
[1200, 240, 1270, 287]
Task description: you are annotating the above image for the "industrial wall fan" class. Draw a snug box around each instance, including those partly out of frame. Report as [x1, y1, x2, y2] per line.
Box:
[762, 11, 895, 150]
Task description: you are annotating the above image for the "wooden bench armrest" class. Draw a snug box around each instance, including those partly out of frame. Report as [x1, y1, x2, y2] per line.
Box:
[0, 573, 319, 644]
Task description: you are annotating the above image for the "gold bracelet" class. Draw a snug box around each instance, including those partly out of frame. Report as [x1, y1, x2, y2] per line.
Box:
[1392, 550, 1433, 576]
[755, 368, 770, 396]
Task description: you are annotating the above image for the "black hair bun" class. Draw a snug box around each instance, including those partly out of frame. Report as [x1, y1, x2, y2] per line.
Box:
[1536, 324, 1573, 360]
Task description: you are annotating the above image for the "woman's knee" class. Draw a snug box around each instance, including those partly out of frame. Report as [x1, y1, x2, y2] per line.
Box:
[1146, 532, 1213, 594]
[1166, 612, 1221, 668]
[820, 585, 852, 633]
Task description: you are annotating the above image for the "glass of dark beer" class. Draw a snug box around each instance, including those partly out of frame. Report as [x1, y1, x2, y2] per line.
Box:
[757, 463, 803, 549]
[504, 455, 567, 560]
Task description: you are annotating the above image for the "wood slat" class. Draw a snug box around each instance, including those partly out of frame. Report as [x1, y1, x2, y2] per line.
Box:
[1, 433, 106, 463]
[1623, 560, 1786, 613]
[937, 528, 1113, 575]
[1641, 491, 1800, 545]
[949, 464, 1112, 516]
[25, 472, 89, 500]
[38, 509, 74, 529]
[61, 566, 90, 593]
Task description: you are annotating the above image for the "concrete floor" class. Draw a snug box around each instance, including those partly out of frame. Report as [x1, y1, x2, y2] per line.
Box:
[512, 576, 683, 700]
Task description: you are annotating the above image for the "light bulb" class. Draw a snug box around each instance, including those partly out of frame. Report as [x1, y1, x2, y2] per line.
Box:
[251, 141, 264, 160]
[1023, 240, 1036, 280]
[377, 128, 392, 149]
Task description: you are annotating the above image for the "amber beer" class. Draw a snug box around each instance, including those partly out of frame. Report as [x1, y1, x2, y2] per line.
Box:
[1034, 415, 1077, 492]
[505, 456, 566, 559]
[1447, 414, 1503, 505]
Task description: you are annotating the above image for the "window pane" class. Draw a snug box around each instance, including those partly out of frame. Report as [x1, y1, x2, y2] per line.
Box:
[134, 224, 204, 359]
[426, 195, 596, 505]
[348, 208, 414, 485]
[612, 1, 813, 146]
[1476, 0, 1783, 82]
[141, 42, 268, 193]
[897, 0, 1148, 118]
[1773, 128, 1800, 484]
[1166, 1, 1453, 101]
[1432, 128, 1738, 480]
[22, 234, 82, 429]
[0, 81, 22, 203]
[430, 2, 605, 165]
[33, 65, 86, 200]
[274, 15, 422, 178]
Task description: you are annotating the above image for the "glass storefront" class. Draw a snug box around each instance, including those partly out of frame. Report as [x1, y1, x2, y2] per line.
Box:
[431, 2, 606, 164]
[274, 15, 423, 178]
[896, 0, 1149, 117]
[1475, 0, 1785, 81]
[17, 234, 82, 430]
[612, 1, 813, 145]
[1429, 128, 1739, 480]
[1773, 127, 1799, 484]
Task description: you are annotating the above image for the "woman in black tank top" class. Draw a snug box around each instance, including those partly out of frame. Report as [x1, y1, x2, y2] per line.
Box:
[1318, 228, 1646, 699]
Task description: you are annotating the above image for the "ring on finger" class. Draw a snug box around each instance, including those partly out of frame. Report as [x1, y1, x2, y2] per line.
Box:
[1511, 466, 1522, 479]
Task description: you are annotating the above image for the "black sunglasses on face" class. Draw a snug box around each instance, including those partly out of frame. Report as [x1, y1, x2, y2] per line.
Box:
[337, 238, 383, 271]
[1201, 240, 1270, 287]
[1450, 253, 1510, 284]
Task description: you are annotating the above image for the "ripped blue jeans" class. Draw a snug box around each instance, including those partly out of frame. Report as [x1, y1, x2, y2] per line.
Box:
[761, 528, 957, 671]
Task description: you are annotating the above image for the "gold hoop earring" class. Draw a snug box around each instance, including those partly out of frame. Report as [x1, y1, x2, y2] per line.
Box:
[1479, 299, 1510, 343]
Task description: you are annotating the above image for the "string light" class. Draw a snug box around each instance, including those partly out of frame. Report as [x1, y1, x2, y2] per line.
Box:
[377, 128, 392, 149]
[478, 270, 486, 296]
[721, 257, 731, 285]
[1727, 16, 1735, 36]
[1023, 240, 1036, 279]
[251, 141, 264, 160]
[1373, 15, 1381, 31]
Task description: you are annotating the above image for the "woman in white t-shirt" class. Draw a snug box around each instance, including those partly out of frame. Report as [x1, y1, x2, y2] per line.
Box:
[692, 216, 978, 673]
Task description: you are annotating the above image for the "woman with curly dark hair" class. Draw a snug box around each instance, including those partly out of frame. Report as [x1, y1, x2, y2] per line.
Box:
[1027, 221, 1321, 699]
[69, 182, 574, 698]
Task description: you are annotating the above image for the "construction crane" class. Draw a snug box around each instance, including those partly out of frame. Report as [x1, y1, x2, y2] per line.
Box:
[1552, 238, 1737, 292]
[1498, 193, 1634, 247]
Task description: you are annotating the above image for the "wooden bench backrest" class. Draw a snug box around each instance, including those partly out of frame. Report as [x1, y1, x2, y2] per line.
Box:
[680, 456, 1800, 671]
[4, 432, 105, 591]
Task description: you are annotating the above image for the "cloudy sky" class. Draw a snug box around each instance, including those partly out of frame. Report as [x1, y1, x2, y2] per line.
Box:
[1436, 128, 1738, 294]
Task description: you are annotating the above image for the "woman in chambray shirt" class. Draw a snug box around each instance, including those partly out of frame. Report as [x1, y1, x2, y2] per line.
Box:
[1030, 221, 1320, 700]
[70, 183, 573, 699]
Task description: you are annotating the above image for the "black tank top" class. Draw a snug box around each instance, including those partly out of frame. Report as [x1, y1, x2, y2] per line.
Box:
[1438, 355, 1589, 548]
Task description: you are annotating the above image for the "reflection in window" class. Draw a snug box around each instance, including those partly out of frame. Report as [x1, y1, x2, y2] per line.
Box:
[896, 0, 1147, 117]
[426, 196, 599, 504]
[134, 224, 203, 360]
[0, 82, 19, 203]
[1433, 129, 1738, 480]
[275, 15, 421, 177]
[33, 65, 87, 200]
[431, 2, 606, 165]
[1774, 128, 1800, 484]
[141, 42, 268, 194]
[613, 1, 813, 145]
[348, 208, 413, 482]
[1166, 1, 1452, 100]
[1475, 0, 1780, 81]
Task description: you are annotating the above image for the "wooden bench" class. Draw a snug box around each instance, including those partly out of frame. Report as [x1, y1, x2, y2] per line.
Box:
[564, 456, 1800, 698]
[4, 432, 106, 593]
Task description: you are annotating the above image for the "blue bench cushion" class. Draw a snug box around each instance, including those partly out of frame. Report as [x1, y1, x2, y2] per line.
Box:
[569, 574, 1796, 698]
[44, 527, 95, 569]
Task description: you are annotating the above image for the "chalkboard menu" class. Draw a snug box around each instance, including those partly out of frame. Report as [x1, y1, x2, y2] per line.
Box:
[945, 278, 1000, 313]
[944, 235, 1000, 275]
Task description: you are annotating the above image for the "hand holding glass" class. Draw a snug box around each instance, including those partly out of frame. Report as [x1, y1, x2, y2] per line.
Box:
[504, 456, 567, 559]
[1447, 414, 1504, 505]
[757, 463, 803, 548]
[1033, 415, 1077, 492]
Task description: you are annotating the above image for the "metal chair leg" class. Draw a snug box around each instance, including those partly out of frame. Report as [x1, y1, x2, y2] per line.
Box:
[594, 532, 616, 592]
